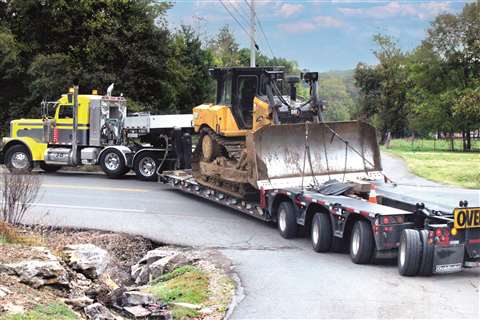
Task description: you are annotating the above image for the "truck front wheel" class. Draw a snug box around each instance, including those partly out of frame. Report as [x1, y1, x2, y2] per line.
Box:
[5, 145, 33, 173]
[100, 149, 128, 178]
[277, 201, 298, 239]
[350, 220, 375, 264]
[134, 152, 160, 181]
[398, 229, 422, 276]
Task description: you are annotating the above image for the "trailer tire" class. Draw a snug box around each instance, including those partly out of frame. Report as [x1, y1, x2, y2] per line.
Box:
[350, 220, 374, 264]
[133, 152, 159, 181]
[277, 201, 298, 239]
[40, 163, 62, 173]
[5, 145, 33, 173]
[418, 230, 434, 276]
[398, 229, 422, 276]
[100, 149, 127, 178]
[311, 212, 332, 252]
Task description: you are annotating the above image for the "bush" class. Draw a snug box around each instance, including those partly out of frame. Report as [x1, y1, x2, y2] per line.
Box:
[0, 172, 41, 225]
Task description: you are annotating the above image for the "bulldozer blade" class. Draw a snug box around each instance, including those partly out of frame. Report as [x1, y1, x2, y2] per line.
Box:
[248, 121, 382, 189]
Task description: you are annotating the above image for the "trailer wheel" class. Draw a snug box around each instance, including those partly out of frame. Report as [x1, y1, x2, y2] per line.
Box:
[311, 212, 332, 252]
[398, 229, 422, 276]
[40, 163, 62, 173]
[100, 149, 127, 178]
[418, 230, 434, 276]
[350, 220, 374, 264]
[134, 152, 159, 181]
[277, 201, 298, 239]
[5, 145, 33, 173]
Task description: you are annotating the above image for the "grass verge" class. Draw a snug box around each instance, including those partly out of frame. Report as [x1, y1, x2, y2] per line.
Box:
[1, 303, 78, 320]
[0, 222, 44, 246]
[148, 265, 210, 319]
[384, 148, 480, 189]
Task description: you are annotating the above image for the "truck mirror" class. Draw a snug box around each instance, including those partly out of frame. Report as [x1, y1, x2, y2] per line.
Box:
[67, 93, 73, 104]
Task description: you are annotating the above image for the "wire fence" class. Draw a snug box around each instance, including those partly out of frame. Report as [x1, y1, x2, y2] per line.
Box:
[386, 138, 480, 153]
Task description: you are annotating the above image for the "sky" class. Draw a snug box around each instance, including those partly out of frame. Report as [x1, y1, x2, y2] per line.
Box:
[166, 1, 475, 72]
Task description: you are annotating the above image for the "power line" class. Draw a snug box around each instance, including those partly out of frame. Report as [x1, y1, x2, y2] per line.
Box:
[243, 0, 275, 58]
[218, 0, 259, 50]
[225, 0, 250, 27]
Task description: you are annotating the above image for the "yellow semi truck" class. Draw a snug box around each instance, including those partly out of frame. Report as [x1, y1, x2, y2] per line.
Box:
[0, 85, 193, 180]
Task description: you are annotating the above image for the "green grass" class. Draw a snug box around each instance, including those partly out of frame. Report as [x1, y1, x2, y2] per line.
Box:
[1, 303, 78, 320]
[148, 265, 210, 319]
[388, 138, 480, 152]
[0, 235, 7, 244]
[384, 146, 480, 189]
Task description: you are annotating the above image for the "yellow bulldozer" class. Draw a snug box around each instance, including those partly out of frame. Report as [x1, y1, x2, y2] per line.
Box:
[191, 67, 381, 199]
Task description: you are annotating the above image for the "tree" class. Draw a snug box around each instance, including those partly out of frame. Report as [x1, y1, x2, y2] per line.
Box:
[208, 25, 240, 67]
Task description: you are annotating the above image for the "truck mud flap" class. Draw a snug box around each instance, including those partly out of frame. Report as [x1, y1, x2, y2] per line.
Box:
[433, 244, 465, 274]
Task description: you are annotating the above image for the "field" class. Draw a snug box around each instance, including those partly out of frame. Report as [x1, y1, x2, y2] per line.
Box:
[384, 139, 480, 189]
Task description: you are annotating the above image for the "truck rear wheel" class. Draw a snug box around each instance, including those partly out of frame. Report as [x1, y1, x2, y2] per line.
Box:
[398, 229, 422, 276]
[40, 163, 62, 173]
[311, 212, 332, 252]
[350, 220, 375, 264]
[277, 201, 298, 239]
[134, 152, 159, 181]
[5, 145, 33, 173]
[100, 149, 127, 178]
[418, 230, 434, 276]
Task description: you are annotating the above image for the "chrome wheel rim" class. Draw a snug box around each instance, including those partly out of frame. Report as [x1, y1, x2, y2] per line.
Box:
[279, 209, 287, 232]
[352, 228, 360, 256]
[105, 153, 120, 171]
[312, 220, 319, 244]
[139, 157, 156, 177]
[11, 152, 29, 169]
[399, 238, 406, 267]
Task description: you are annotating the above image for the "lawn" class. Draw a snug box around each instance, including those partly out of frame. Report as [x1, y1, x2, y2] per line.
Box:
[384, 139, 480, 189]
[1, 303, 78, 320]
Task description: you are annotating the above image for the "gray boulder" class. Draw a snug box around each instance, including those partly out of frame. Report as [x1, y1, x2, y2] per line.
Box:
[84, 303, 116, 320]
[64, 244, 110, 279]
[122, 291, 156, 306]
[149, 253, 190, 280]
[2, 260, 69, 289]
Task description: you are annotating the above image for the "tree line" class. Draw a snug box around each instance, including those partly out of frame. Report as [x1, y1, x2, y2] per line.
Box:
[354, 2, 480, 151]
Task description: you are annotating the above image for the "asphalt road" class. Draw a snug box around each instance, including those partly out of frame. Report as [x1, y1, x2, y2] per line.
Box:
[23, 153, 479, 319]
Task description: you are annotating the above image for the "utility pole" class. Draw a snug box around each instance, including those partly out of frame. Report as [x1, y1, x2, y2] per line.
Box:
[249, 0, 256, 67]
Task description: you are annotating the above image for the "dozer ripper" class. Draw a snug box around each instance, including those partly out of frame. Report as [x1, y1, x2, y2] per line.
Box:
[191, 67, 382, 199]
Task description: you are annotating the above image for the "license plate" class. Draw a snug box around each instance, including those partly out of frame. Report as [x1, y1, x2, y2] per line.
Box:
[453, 207, 480, 229]
[435, 263, 462, 273]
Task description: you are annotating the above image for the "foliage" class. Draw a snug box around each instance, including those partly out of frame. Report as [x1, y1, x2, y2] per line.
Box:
[384, 148, 480, 189]
[2, 303, 77, 320]
[1, 173, 41, 225]
[148, 265, 209, 305]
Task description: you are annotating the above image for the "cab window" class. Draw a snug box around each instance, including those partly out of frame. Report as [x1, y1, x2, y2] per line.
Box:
[219, 76, 232, 106]
[58, 105, 73, 119]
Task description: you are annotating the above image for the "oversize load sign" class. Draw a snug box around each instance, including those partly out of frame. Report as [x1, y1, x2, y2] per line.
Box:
[454, 207, 480, 229]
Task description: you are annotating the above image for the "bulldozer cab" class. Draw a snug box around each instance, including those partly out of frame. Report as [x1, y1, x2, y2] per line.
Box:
[211, 67, 280, 130]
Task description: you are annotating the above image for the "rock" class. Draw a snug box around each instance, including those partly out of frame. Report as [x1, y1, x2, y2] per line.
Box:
[134, 266, 150, 285]
[0, 286, 11, 298]
[122, 291, 156, 306]
[3, 303, 24, 314]
[200, 306, 215, 314]
[3, 260, 69, 289]
[84, 303, 116, 320]
[138, 248, 177, 265]
[149, 253, 190, 280]
[130, 263, 143, 280]
[64, 244, 110, 279]
[65, 296, 94, 309]
[171, 302, 202, 310]
[105, 287, 127, 308]
[123, 305, 152, 318]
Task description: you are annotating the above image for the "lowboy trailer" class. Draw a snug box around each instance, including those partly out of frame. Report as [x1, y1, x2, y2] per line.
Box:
[160, 170, 480, 276]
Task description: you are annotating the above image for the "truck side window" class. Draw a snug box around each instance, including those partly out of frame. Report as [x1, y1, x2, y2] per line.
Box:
[58, 105, 73, 119]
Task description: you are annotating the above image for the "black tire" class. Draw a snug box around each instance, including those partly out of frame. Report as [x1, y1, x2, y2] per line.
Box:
[277, 201, 298, 239]
[311, 212, 332, 252]
[40, 162, 62, 173]
[418, 230, 434, 276]
[398, 229, 422, 276]
[99, 149, 127, 178]
[133, 152, 160, 181]
[350, 220, 375, 264]
[4, 145, 33, 173]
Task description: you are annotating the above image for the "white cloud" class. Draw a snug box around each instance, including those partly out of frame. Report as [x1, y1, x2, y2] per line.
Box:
[276, 3, 304, 17]
[338, 1, 451, 19]
[278, 15, 345, 33]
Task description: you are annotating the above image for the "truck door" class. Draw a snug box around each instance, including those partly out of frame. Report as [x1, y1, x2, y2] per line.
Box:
[54, 104, 74, 145]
